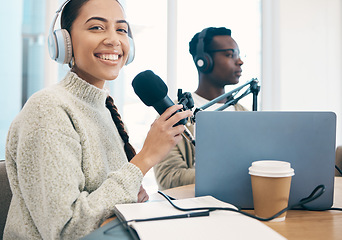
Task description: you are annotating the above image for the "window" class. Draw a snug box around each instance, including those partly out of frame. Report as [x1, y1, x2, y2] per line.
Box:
[122, 0, 261, 191]
[0, 0, 47, 159]
[0, 0, 262, 168]
[122, 0, 262, 152]
[22, 0, 46, 104]
[176, 0, 262, 107]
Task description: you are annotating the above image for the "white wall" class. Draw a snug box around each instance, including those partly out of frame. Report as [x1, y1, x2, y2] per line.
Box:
[262, 0, 342, 146]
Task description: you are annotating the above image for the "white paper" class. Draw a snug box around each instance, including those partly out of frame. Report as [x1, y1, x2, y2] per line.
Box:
[114, 196, 286, 240]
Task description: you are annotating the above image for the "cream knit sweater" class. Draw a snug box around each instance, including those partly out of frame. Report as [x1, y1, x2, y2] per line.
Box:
[4, 72, 143, 239]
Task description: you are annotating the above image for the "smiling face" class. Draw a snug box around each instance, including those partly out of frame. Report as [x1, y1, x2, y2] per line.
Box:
[69, 0, 130, 88]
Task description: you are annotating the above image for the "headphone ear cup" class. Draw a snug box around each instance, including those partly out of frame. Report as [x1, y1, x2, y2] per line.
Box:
[194, 28, 213, 73]
[53, 29, 73, 64]
[125, 36, 135, 65]
[195, 52, 213, 73]
[48, 31, 58, 61]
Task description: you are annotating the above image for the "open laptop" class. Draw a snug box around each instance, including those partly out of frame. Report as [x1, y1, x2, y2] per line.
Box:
[195, 111, 336, 210]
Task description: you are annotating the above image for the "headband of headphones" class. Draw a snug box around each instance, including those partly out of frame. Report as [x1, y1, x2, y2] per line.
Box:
[48, 0, 135, 65]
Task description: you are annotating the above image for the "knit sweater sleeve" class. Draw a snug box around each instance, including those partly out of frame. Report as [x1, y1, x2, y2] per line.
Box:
[5, 89, 143, 239]
[6, 127, 142, 239]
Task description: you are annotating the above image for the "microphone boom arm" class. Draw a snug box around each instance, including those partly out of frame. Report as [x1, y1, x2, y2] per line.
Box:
[215, 87, 252, 111]
[197, 78, 258, 111]
[192, 78, 260, 120]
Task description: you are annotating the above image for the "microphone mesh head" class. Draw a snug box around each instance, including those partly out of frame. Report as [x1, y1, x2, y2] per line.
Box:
[132, 70, 168, 106]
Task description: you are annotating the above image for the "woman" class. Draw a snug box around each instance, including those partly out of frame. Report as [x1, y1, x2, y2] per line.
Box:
[4, 0, 191, 239]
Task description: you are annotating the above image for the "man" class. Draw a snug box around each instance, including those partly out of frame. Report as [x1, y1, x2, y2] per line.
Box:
[154, 27, 248, 190]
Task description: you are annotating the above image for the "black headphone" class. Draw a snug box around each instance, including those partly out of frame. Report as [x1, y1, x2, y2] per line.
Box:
[194, 28, 213, 73]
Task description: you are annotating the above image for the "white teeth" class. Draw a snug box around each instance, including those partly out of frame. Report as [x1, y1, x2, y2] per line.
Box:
[98, 54, 119, 61]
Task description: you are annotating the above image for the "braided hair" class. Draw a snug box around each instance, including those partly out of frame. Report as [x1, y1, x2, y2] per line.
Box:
[61, 0, 136, 161]
[105, 96, 136, 161]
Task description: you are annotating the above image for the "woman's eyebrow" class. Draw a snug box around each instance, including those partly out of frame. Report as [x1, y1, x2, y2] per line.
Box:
[116, 19, 129, 26]
[86, 16, 108, 23]
[85, 17, 128, 26]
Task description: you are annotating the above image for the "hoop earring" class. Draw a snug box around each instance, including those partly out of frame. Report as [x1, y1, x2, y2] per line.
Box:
[69, 57, 75, 69]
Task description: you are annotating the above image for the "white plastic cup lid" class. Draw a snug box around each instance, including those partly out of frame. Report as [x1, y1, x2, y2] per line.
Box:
[248, 160, 295, 177]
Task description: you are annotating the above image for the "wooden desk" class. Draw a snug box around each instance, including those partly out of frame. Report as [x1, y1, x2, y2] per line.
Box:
[162, 177, 342, 240]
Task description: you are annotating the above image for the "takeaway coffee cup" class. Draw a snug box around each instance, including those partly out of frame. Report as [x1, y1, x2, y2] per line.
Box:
[249, 160, 295, 222]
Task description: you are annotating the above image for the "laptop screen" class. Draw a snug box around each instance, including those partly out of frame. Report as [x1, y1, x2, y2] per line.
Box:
[195, 111, 336, 209]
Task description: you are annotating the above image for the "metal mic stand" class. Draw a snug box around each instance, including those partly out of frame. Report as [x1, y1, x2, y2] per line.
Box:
[177, 89, 196, 146]
[250, 79, 260, 111]
[193, 78, 260, 121]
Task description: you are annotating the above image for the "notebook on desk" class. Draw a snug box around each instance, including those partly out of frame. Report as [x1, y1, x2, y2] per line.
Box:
[111, 196, 286, 240]
[81, 195, 286, 240]
[195, 111, 336, 209]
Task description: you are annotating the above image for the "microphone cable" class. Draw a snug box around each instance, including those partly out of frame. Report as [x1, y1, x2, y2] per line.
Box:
[158, 184, 342, 222]
[103, 184, 342, 235]
[335, 165, 342, 176]
[103, 210, 210, 235]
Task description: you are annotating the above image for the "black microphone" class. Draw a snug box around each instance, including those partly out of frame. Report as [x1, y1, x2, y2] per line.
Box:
[132, 70, 195, 145]
[132, 70, 187, 124]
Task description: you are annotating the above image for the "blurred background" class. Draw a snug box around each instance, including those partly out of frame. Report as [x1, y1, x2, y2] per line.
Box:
[1, 0, 341, 192]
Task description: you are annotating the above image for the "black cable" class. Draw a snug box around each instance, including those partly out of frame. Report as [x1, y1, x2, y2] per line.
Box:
[335, 165, 342, 176]
[158, 190, 282, 221]
[103, 184, 342, 235]
[103, 209, 210, 235]
[158, 184, 342, 221]
[329, 207, 342, 211]
[298, 184, 342, 211]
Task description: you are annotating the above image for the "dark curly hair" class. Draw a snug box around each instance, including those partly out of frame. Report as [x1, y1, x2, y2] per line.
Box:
[189, 27, 231, 59]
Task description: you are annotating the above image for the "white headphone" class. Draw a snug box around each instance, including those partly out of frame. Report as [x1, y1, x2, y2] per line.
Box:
[48, 0, 135, 65]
